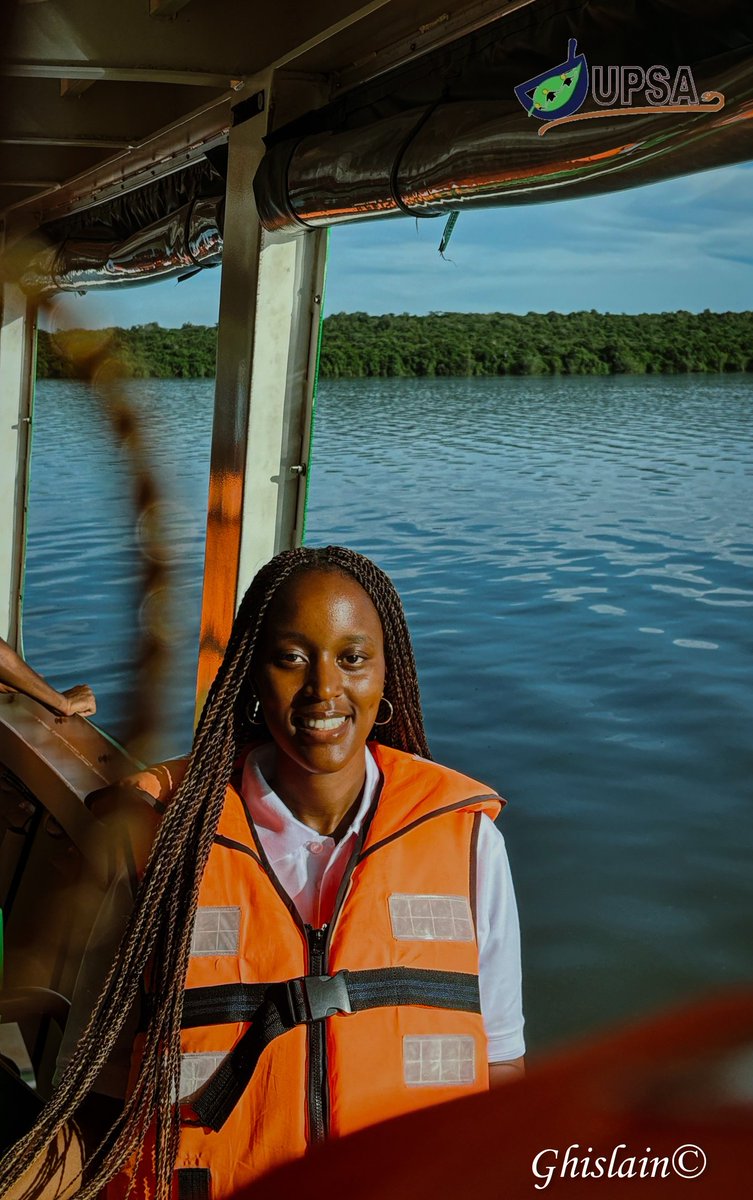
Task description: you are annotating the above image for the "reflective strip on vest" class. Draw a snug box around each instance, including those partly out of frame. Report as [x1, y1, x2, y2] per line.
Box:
[403, 1035, 476, 1085]
[389, 894, 474, 941]
[180, 1052, 229, 1102]
[190, 907, 241, 956]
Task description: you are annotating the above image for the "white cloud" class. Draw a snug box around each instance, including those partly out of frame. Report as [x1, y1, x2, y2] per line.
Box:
[326, 161, 753, 315]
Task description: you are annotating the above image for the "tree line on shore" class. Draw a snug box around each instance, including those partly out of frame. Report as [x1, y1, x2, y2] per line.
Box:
[36, 310, 753, 380]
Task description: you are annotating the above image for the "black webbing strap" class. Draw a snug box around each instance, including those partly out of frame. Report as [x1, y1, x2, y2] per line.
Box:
[139, 982, 269, 1031]
[190, 980, 300, 1131]
[188, 967, 479, 1132]
[345, 968, 480, 1014]
[177, 969, 479, 1028]
[176, 1167, 211, 1200]
[181, 983, 268, 1028]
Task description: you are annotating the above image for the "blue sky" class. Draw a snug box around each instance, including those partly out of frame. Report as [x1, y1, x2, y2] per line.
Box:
[47, 160, 753, 330]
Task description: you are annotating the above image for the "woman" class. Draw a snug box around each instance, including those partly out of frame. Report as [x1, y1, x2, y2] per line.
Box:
[1, 546, 524, 1200]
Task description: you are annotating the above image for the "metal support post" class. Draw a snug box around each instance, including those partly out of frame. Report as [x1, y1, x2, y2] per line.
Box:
[0, 273, 36, 649]
[195, 79, 328, 714]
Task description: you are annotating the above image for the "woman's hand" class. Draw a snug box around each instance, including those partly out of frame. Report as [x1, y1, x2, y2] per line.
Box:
[59, 685, 97, 717]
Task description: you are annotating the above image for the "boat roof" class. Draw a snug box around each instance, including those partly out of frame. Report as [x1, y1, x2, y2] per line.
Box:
[0, 0, 521, 230]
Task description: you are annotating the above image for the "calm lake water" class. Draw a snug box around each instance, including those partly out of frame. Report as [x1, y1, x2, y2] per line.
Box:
[23, 375, 753, 1052]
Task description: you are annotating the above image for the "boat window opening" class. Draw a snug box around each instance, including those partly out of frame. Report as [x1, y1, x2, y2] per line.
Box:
[302, 180, 753, 1051]
[12, 156, 753, 1063]
[23, 274, 221, 763]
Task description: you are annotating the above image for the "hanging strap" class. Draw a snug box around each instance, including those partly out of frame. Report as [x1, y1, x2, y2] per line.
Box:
[176, 1167, 211, 1200]
[172, 967, 479, 1132]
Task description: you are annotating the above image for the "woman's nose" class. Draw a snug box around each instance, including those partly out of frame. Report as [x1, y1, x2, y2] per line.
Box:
[305, 655, 341, 698]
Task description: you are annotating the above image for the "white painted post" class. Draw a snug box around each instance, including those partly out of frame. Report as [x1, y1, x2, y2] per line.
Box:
[237, 224, 328, 589]
[0, 276, 36, 649]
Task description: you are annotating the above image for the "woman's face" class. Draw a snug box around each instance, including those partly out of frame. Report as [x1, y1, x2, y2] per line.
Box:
[253, 569, 386, 779]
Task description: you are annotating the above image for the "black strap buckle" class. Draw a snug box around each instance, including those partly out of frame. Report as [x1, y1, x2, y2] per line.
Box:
[285, 970, 352, 1023]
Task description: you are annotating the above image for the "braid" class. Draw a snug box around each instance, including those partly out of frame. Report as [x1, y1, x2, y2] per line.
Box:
[0, 546, 428, 1197]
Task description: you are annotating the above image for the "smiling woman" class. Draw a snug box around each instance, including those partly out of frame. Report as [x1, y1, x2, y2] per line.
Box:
[251, 570, 387, 826]
[0, 546, 524, 1200]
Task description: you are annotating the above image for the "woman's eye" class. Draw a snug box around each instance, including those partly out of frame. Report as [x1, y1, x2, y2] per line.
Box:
[277, 651, 305, 665]
[341, 652, 365, 666]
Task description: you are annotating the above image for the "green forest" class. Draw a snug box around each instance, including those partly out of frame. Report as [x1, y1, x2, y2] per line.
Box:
[36, 310, 753, 379]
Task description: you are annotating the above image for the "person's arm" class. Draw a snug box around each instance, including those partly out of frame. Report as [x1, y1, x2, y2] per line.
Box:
[475, 814, 526, 1085]
[489, 1057, 525, 1086]
[0, 637, 96, 717]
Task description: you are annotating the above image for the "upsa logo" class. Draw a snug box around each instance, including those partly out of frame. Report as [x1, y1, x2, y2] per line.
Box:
[514, 39, 724, 135]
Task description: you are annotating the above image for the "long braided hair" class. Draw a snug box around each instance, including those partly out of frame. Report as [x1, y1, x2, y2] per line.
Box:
[0, 546, 430, 1200]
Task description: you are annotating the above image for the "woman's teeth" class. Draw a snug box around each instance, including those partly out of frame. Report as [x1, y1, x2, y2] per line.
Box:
[300, 716, 347, 731]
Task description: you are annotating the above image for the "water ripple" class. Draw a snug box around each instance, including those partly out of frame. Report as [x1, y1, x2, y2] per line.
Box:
[22, 373, 753, 1052]
[303, 374, 753, 1045]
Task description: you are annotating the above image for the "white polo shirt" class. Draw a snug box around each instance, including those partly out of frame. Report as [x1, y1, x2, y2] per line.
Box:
[242, 745, 525, 1064]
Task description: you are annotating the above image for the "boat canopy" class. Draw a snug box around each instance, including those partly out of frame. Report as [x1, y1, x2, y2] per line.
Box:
[4, 0, 753, 296]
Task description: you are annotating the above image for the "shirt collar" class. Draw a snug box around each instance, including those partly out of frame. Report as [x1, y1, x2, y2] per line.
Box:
[241, 742, 380, 842]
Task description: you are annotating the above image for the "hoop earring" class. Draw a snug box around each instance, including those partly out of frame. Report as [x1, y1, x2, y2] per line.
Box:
[373, 697, 394, 726]
[245, 696, 265, 726]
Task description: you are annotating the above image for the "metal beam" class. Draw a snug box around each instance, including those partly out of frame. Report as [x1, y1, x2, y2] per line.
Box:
[271, 0, 392, 69]
[0, 181, 60, 189]
[332, 0, 536, 92]
[0, 77, 217, 147]
[2, 89, 234, 222]
[0, 277, 36, 649]
[236, 228, 327, 577]
[0, 136, 132, 149]
[3, 63, 238, 89]
[195, 79, 327, 714]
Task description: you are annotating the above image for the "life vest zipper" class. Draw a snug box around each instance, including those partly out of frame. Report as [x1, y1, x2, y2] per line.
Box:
[238, 771, 382, 1146]
[305, 922, 328, 1145]
[308, 778, 383, 1141]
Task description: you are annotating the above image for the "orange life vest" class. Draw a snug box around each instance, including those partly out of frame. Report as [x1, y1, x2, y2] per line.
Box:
[110, 743, 503, 1198]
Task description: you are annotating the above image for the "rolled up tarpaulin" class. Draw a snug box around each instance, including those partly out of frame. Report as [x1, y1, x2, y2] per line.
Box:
[16, 194, 223, 299]
[254, 0, 753, 231]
